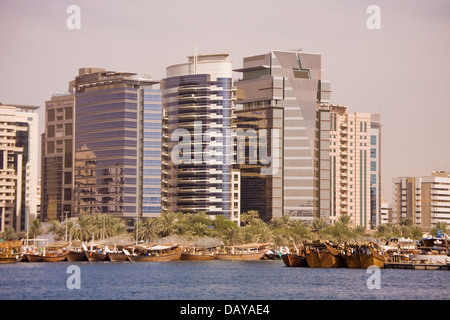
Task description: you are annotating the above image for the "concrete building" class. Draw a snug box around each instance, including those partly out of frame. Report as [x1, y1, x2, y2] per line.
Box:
[41, 91, 75, 222]
[380, 198, 391, 224]
[72, 68, 162, 221]
[393, 171, 450, 232]
[0, 104, 39, 232]
[162, 53, 238, 221]
[234, 49, 326, 223]
[328, 105, 381, 229]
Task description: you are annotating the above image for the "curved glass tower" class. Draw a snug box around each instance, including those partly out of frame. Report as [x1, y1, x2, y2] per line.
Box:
[162, 54, 234, 218]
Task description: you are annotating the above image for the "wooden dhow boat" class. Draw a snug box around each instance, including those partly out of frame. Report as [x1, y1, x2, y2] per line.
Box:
[67, 242, 88, 261]
[345, 242, 385, 268]
[26, 243, 68, 262]
[82, 243, 109, 262]
[0, 240, 22, 263]
[127, 244, 182, 262]
[304, 242, 346, 268]
[282, 253, 308, 267]
[281, 242, 308, 267]
[216, 243, 269, 261]
[106, 245, 132, 262]
[181, 245, 218, 261]
[67, 249, 87, 262]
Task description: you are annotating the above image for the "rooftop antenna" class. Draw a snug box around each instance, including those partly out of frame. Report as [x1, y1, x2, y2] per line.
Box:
[194, 41, 198, 75]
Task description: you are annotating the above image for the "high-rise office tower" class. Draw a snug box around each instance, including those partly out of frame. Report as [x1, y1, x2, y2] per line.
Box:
[329, 105, 381, 229]
[41, 91, 75, 222]
[393, 171, 450, 232]
[162, 53, 238, 221]
[235, 50, 327, 223]
[73, 68, 162, 221]
[370, 114, 382, 229]
[0, 104, 39, 232]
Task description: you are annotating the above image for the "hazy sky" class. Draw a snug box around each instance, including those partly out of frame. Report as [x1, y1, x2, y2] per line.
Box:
[1, 0, 449, 203]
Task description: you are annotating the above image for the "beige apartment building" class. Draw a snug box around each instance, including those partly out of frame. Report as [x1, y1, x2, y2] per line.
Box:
[328, 105, 381, 229]
[393, 171, 450, 232]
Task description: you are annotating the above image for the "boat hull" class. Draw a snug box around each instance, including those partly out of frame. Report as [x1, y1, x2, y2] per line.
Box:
[318, 251, 346, 268]
[216, 252, 264, 261]
[345, 252, 362, 268]
[67, 251, 87, 262]
[0, 256, 18, 263]
[108, 252, 129, 262]
[128, 250, 181, 262]
[360, 248, 385, 268]
[181, 252, 217, 261]
[86, 251, 109, 262]
[282, 254, 307, 267]
[26, 253, 67, 262]
[305, 251, 322, 268]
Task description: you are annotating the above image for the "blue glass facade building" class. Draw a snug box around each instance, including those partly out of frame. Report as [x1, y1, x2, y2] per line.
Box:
[73, 69, 162, 218]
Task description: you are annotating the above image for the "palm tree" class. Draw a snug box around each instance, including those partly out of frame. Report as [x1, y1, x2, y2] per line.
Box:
[338, 214, 352, 227]
[240, 210, 259, 226]
[312, 218, 326, 234]
[47, 220, 63, 241]
[159, 211, 179, 237]
[190, 222, 210, 237]
[30, 219, 42, 239]
[138, 218, 160, 242]
[71, 215, 94, 241]
[1, 228, 17, 241]
[222, 227, 242, 246]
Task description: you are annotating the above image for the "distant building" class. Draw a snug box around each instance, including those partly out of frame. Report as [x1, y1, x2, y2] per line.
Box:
[162, 54, 238, 221]
[328, 105, 381, 229]
[234, 49, 326, 223]
[380, 198, 391, 224]
[72, 68, 162, 221]
[41, 91, 75, 222]
[393, 171, 450, 232]
[0, 104, 39, 232]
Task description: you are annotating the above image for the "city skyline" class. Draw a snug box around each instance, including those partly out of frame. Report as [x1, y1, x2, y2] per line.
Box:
[1, 0, 450, 205]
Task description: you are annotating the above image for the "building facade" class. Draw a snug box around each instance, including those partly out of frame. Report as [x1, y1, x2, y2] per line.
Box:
[162, 54, 237, 220]
[0, 104, 39, 232]
[235, 50, 326, 223]
[73, 68, 162, 220]
[393, 171, 450, 232]
[328, 105, 380, 229]
[41, 92, 75, 222]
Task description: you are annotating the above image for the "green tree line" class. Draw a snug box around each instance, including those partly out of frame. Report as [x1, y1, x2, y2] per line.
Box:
[1, 211, 448, 245]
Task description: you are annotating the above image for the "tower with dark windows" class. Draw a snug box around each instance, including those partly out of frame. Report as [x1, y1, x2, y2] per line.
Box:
[72, 68, 162, 220]
[162, 54, 239, 221]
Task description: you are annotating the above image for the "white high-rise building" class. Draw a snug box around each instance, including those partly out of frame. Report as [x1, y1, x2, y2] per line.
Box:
[0, 104, 39, 232]
[162, 53, 238, 221]
[393, 171, 450, 232]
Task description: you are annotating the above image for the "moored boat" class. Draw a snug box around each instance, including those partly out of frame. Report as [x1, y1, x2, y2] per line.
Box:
[181, 245, 218, 261]
[216, 243, 269, 261]
[26, 252, 68, 262]
[282, 253, 308, 267]
[82, 243, 109, 262]
[127, 244, 181, 262]
[85, 250, 109, 262]
[304, 242, 346, 268]
[345, 242, 385, 268]
[107, 246, 131, 262]
[25, 242, 68, 262]
[67, 250, 87, 262]
[0, 240, 22, 263]
[67, 242, 88, 261]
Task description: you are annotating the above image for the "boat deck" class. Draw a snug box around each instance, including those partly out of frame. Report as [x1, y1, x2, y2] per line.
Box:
[385, 263, 450, 270]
